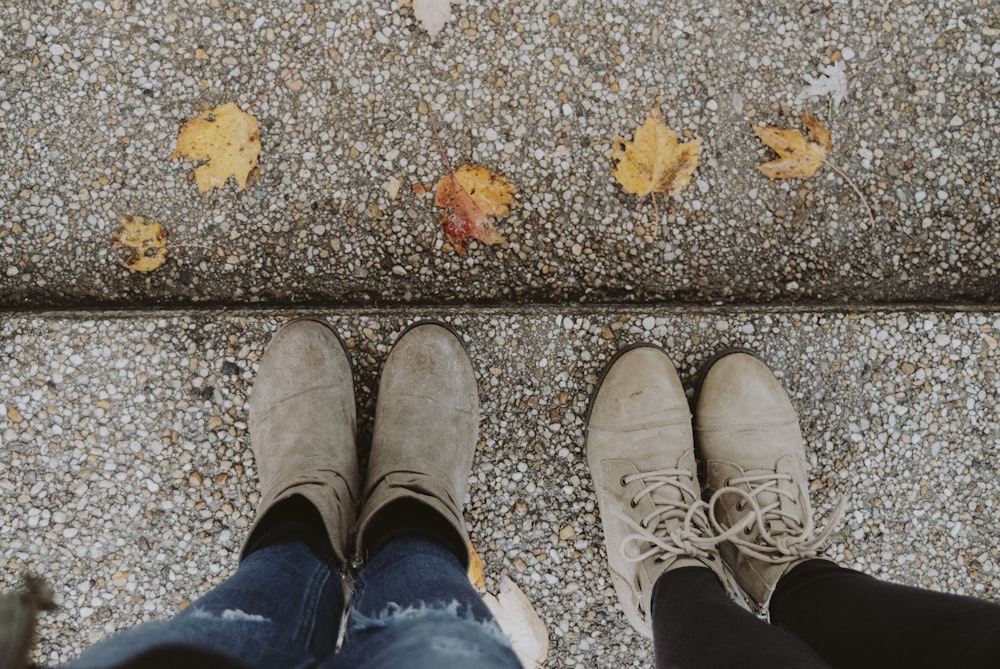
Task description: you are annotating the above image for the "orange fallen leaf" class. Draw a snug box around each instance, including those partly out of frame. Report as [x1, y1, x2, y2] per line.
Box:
[434, 164, 517, 254]
[753, 110, 832, 179]
[170, 102, 261, 192]
[111, 216, 168, 272]
[467, 539, 485, 589]
[612, 109, 701, 201]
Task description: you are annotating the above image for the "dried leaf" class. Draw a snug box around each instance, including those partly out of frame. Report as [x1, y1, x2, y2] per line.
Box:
[434, 164, 517, 254]
[612, 109, 701, 198]
[170, 102, 261, 192]
[384, 176, 404, 201]
[753, 110, 832, 180]
[406, 0, 453, 38]
[111, 216, 169, 272]
[483, 576, 549, 669]
[796, 61, 848, 109]
[467, 539, 485, 589]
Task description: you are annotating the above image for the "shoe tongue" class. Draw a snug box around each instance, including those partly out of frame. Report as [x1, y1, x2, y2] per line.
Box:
[643, 449, 699, 525]
[746, 459, 803, 537]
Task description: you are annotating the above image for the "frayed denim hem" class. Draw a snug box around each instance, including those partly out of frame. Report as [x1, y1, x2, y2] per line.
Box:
[189, 607, 272, 623]
[348, 599, 510, 646]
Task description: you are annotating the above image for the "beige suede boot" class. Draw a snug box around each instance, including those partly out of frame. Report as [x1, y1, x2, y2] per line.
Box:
[586, 344, 735, 638]
[241, 319, 359, 565]
[355, 322, 478, 568]
[695, 350, 845, 617]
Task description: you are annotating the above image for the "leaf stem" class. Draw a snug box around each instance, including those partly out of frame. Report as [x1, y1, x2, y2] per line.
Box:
[823, 159, 876, 228]
[426, 105, 456, 176]
[245, 41, 314, 112]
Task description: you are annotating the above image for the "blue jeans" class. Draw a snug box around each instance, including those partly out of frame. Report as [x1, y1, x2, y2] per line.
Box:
[66, 532, 523, 669]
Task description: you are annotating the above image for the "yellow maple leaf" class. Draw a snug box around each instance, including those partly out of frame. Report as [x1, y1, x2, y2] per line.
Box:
[612, 110, 701, 199]
[170, 102, 261, 192]
[753, 110, 832, 179]
[111, 216, 168, 272]
[434, 164, 518, 254]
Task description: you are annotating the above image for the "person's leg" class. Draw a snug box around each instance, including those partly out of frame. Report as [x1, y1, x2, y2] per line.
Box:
[66, 497, 344, 669]
[340, 322, 521, 669]
[585, 344, 826, 667]
[652, 566, 831, 669]
[332, 519, 520, 669]
[771, 558, 1000, 669]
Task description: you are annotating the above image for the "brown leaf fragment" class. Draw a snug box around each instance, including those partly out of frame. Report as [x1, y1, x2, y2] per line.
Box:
[753, 110, 831, 179]
[111, 216, 169, 272]
[170, 102, 261, 192]
[612, 109, 701, 198]
[434, 164, 517, 254]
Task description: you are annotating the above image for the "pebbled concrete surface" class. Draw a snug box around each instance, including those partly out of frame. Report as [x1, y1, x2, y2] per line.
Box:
[2, 309, 999, 667]
[3, 1, 1000, 667]
[2, 1, 999, 308]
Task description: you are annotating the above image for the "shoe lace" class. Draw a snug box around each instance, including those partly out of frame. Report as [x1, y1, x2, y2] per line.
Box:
[618, 468, 721, 565]
[708, 472, 847, 564]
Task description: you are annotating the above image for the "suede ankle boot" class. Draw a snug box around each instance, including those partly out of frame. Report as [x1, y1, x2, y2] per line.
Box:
[355, 322, 479, 568]
[586, 344, 738, 637]
[695, 350, 845, 616]
[241, 319, 359, 566]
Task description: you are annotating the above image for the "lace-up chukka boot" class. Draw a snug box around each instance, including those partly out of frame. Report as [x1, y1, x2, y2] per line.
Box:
[355, 322, 478, 568]
[586, 344, 731, 637]
[242, 319, 359, 565]
[695, 350, 844, 615]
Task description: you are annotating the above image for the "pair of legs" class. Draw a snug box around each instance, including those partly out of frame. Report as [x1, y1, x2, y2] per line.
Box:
[586, 344, 1000, 668]
[67, 320, 522, 669]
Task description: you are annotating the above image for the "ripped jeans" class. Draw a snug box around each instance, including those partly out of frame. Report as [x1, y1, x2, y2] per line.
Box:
[65, 532, 522, 669]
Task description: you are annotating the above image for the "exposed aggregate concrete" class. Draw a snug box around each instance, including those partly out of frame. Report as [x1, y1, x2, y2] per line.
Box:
[1, 1, 998, 307]
[2, 309, 998, 667]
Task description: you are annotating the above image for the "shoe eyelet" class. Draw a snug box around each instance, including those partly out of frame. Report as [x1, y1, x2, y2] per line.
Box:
[620, 476, 628, 487]
[743, 525, 753, 535]
[724, 478, 731, 486]
[630, 498, 638, 509]
[736, 501, 746, 511]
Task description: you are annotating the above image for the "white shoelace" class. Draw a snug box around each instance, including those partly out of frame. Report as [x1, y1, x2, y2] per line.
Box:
[617, 468, 721, 564]
[707, 472, 847, 564]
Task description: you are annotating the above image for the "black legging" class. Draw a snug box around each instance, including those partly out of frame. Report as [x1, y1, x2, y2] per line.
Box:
[651, 560, 1000, 668]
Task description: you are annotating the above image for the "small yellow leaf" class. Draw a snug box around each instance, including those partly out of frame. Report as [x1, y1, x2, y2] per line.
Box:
[467, 539, 485, 589]
[111, 216, 168, 272]
[753, 110, 831, 179]
[170, 102, 261, 192]
[612, 109, 701, 198]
